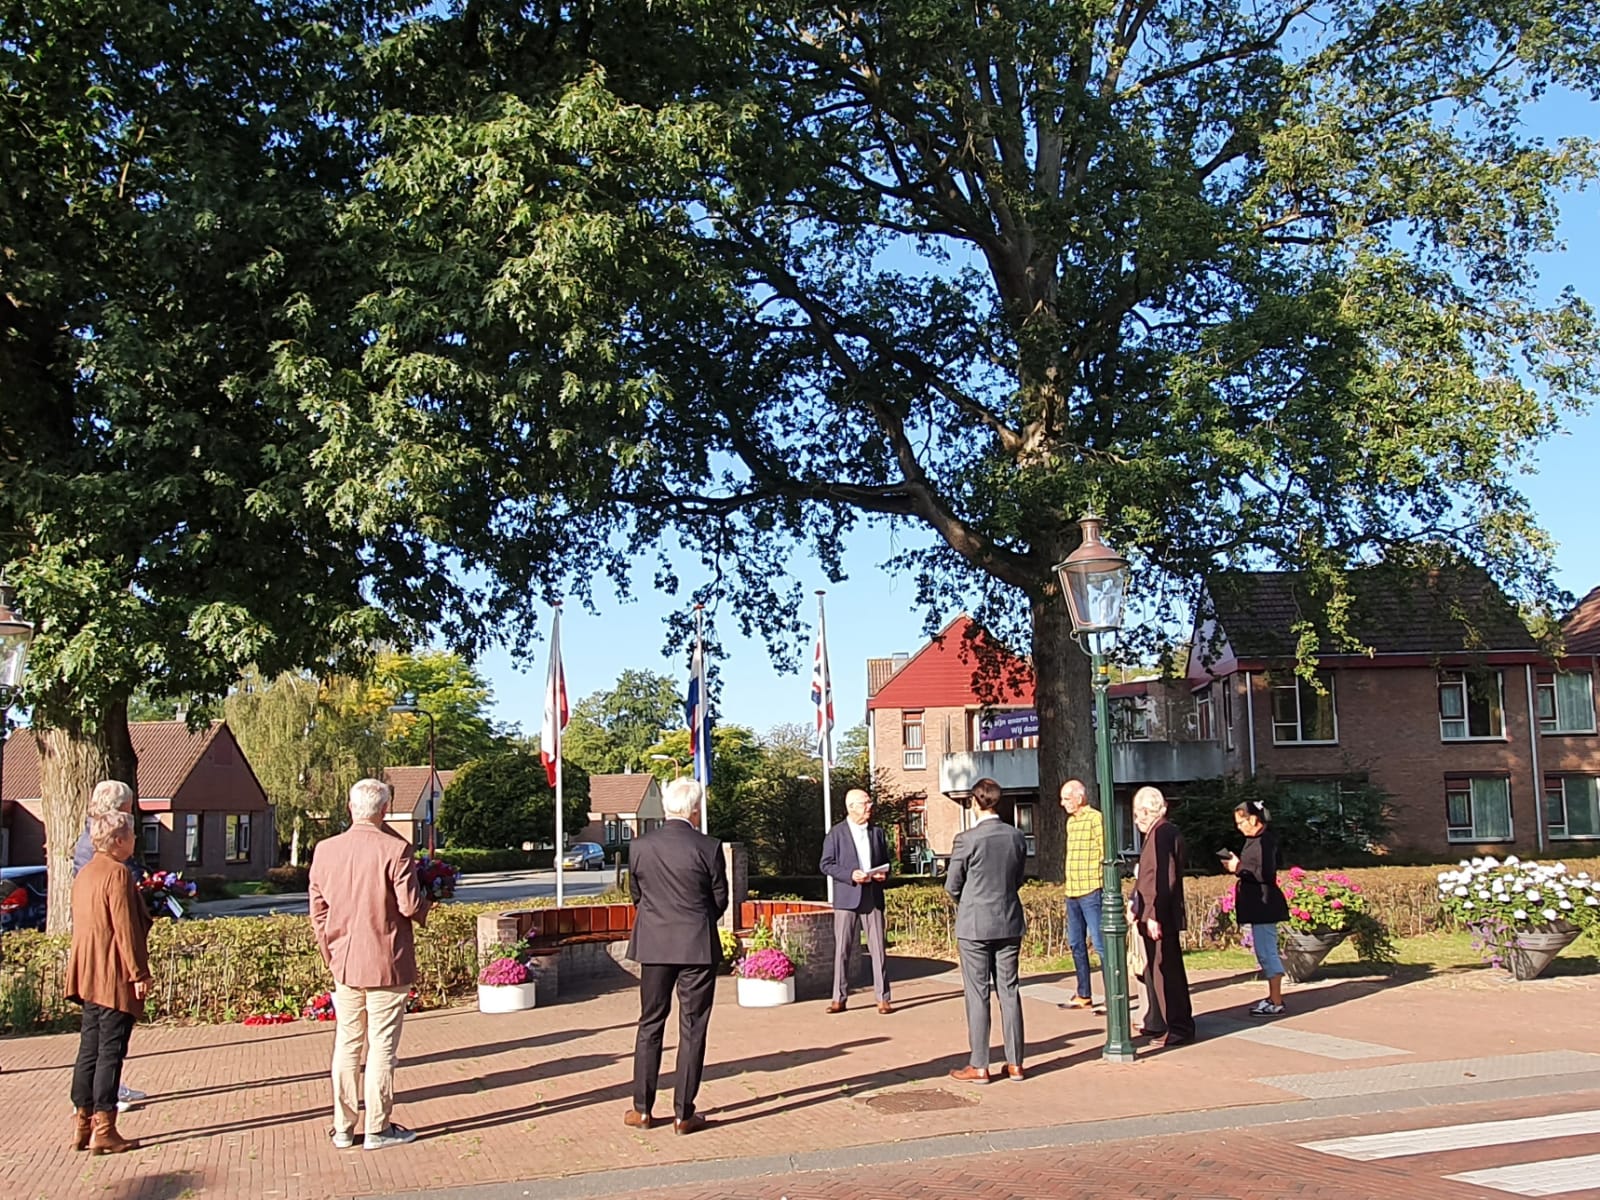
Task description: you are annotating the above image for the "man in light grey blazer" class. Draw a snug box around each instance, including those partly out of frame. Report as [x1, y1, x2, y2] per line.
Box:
[945, 776, 1029, 1083]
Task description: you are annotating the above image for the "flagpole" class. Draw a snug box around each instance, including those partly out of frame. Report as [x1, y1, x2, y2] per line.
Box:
[553, 605, 565, 909]
[817, 590, 835, 906]
[695, 603, 709, 835]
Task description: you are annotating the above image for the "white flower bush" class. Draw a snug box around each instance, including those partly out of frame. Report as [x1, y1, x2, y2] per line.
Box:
[1437, 856, 1600, 937]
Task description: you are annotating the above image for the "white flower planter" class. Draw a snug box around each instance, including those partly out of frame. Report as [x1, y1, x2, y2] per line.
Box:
[477, 981, 538, 1013]
[736, 976, 795, 1008]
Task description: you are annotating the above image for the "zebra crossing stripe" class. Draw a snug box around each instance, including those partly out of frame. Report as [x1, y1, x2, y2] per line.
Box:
[1446, 1153, 1600, 1197]
[1301, 1109, 1600, 1161]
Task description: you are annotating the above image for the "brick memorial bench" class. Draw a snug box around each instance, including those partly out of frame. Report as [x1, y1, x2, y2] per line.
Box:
[475, 845, 868, 1003]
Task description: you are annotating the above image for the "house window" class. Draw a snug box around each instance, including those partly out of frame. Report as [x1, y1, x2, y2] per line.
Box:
[1113, 696, 1150, 741]
[902, 711, 926, 770]
[621, 821, 633, 841]
[1545, 775, 1600, 840]
[1221, 680, 1234, 751]
[184, 814, 201, 865]
[1439, 669, 1505, 740]
[1445, 777, 1512, 842]
[1536, 671, 1596, 735]
[1013, 802, 1036, 857]
[1194, 686, 1214, 740]
[141, 818, 161, 860]
[604, 819, 621, 846]
[224, 814, 252, 863]
[1270, 672, 1337, 744]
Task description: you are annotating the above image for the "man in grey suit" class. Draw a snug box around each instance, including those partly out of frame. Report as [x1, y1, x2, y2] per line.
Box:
[945, 776, 1029, 1083]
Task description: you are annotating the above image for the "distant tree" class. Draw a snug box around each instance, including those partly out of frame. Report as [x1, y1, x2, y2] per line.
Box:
[646, 723, 764, 843]
[377, 650, 501, 770]
[563, 670, 682, 774]
[440, 749, 589, 850]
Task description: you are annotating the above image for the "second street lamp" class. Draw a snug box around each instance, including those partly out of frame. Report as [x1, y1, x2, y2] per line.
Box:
[388, 694, 438, 858]
[1054, 513, 1136, 1064]
[648, 753, 687, 779]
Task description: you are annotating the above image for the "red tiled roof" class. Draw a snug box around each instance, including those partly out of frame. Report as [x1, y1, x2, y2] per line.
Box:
[383, 766, 451, 809]
[0, 720, 233, 802]
[866, 616, 1034, 711]
[1563, 586, 1600, 655]
[587, 773, 658, 816]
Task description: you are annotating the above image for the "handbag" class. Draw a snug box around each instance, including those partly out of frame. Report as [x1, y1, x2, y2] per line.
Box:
[1126, 929, 1148, 978]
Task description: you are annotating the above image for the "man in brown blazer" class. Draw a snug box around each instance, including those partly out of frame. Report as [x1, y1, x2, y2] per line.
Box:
[309, 778, 430, 1150]
[1128, 785, 1194, 1048]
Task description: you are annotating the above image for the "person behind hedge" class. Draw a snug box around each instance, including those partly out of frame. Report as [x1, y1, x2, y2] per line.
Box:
[308, 777, 430, 1151]
[64, 809, 152, 1155]
[71, 780, 148, 1113]
[1221, 798, 1291, 1017]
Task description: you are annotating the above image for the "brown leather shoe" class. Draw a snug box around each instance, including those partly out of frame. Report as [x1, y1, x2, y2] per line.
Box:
[1003, 1063, 1025, 1081]
[877, 1000, 893, 1014]
[673, 1114, 708, 1135]
[89, 1110, 139, 1155]
[1065, 995, 1094, 1009]
[623, 1108, 653, 1130]
[947, 1065, 990, 1084]
[71, 1108, 93, 1152]
[825, 1002, 847, 1014]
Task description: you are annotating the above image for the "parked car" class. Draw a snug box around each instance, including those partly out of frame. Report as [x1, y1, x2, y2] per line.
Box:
[0, 865, 48, 932]
[561, 842, 605, 871]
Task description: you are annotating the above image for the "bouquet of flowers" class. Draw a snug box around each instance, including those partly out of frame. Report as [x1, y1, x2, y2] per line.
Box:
[303, 991, 337, 1022]
[1282, 867, 1394, 961]
[737, 947, 795, 982]
[417, 856, 460, 901]
[478, 958, 531, 987]
[138, 870, 198, 918]
[1437, 856, 1600, 937]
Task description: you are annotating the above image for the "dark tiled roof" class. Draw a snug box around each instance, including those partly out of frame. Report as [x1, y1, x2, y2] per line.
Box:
[1206, 564, 1536, 659]
[1562, 586, 1600, 655]
[1, 720, 233, 802]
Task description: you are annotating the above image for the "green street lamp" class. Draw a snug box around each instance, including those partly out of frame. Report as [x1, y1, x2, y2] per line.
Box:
[1053, 514, 1136, 1064]
[0, 578, 36, 833]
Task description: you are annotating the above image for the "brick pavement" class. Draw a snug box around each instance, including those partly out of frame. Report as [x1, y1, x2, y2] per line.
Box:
[2, 955, 1597, 1200]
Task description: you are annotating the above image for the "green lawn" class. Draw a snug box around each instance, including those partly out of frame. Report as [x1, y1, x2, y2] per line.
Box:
[1027, 931, 1600, 978]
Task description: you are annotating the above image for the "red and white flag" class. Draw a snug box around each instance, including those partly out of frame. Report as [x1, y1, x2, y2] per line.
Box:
[540, 609, 568, 786]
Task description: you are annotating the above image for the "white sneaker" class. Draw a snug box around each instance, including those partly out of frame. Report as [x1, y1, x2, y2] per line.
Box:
[1249, 1000, 1285, 1017]
[330, 1128, 356, 1149]
[363, 1123, 417, 1151]
[116, 1084, 147, 1112]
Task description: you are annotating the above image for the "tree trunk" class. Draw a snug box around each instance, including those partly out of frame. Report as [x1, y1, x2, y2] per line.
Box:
[1029, 584, 1097, 882]
[39, 698, 136, 935]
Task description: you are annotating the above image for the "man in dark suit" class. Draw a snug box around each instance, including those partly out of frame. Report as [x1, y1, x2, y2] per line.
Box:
[1128, 785, 1194, 1048]
[819, 788, 893, 1014]
[625, 777, 730, 1134]
[945, 776, 1029, 1083]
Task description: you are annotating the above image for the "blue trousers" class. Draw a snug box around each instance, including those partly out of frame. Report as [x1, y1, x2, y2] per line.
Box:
[1065, 889, 1105, 999]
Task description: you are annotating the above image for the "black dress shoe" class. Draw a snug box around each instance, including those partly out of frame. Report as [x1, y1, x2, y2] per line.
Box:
[1150, 1033, 1192, 1050]
[673, 1114, 708, 1135]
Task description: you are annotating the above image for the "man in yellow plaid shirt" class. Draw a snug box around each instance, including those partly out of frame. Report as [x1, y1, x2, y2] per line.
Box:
[1060, 780, 1104, 1008]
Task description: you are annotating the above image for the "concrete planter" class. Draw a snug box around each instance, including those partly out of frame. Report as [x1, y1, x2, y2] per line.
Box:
[1497, 927, 1581, 981]
[477, 981, 538, 1013]
[736, 976, 796, 1007]
[1279, 928, 1350, 983]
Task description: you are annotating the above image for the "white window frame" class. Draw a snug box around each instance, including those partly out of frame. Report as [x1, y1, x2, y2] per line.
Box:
[1438, 669, 1507, 741]
[1545, 775, 1600, 841]
[184, 813, 202, 865]
[224, 813, 252, 863]
[1221, 679, 1234, 751]
[1270, 672, 1339, 745]
[1194, 686, 1214, 740]
[1445, 777, 1514, 843]
[902, 710, 926, 770]
[1113, 695, 1151, 742]
[141, 817, 161, 860]
[1536, 670, 1597, 735]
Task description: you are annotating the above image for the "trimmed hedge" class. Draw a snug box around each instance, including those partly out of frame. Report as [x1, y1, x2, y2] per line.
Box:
[440, 846, 555, 872]
[0, 889, 629, 1034]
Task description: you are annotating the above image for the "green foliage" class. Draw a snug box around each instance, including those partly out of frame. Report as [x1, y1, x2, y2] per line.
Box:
[1171, 775, 1392, 870]
[563, 670, 683, 774]
[439, 750, 589, 849]
[443, 846, 554, 872]
[379, 650, 502, 770]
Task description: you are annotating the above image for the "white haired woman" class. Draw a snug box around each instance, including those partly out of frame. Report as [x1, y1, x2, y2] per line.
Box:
[64, 810, 153, 1154]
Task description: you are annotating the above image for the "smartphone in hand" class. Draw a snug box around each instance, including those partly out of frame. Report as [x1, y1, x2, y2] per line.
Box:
[1215, 848, 1232, 859]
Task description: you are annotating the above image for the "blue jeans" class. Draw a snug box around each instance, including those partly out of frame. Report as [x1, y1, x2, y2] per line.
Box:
[1065, 890, 1105, 999]
[1251, 923, 1285, 979]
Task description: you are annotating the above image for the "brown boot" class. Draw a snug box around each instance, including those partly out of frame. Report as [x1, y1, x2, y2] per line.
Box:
[89, 1110, 139, 1155]
[71, 1108, 93, 1152]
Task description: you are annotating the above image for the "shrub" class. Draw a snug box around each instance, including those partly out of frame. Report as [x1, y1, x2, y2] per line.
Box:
[265, 866, 310, 893]
[439, 846, 553, 873]
[193, 874, 231, 902]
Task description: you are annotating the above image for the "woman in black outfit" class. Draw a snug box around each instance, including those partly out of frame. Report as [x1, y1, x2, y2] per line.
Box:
[1221, 799, 1291, 1015]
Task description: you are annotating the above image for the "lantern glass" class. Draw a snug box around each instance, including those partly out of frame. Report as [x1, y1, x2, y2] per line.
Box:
[1053, 515, 1131, 635]
[0, 620, 31, 693]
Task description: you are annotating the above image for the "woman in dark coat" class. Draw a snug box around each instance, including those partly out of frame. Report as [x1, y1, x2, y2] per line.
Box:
[1222, 799, 1291, 1016]
[63, 809, 152, 1154]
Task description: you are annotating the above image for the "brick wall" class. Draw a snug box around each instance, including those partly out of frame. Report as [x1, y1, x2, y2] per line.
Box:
[872, 703, 971, 854]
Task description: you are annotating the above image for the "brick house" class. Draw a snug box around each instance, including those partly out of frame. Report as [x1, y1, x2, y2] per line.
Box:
[1, 720, 275, 878]
[1191, 565, 1597, 857]
[382, 765, 456, 848]
[574, 773, 665, 854]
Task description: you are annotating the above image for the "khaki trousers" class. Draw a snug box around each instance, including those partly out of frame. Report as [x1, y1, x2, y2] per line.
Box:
[332, 983, 409, 1136]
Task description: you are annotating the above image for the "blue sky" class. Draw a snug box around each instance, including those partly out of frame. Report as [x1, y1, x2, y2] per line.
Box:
[478, 89, 1600, 742]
